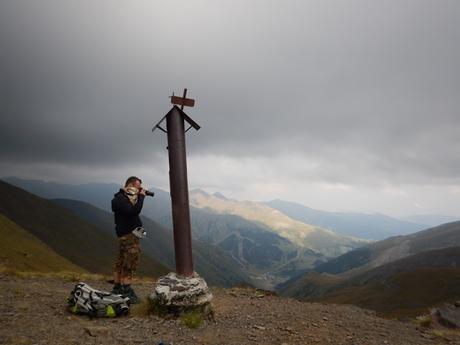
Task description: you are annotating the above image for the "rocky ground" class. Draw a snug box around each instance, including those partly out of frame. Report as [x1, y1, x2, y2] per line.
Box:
[0, 273, 459, 345]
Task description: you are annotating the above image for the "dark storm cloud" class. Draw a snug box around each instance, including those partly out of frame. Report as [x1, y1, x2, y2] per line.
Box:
[0, 0, 459, 185]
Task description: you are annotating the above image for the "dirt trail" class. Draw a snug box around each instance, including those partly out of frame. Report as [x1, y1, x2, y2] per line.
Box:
[0, 274, 457, 345]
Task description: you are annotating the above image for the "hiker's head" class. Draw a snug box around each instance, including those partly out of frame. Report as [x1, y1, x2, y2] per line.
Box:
[125, 176, 142, 189]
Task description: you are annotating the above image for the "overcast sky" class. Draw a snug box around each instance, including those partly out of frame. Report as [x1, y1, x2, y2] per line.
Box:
[1, 0, 459, 217]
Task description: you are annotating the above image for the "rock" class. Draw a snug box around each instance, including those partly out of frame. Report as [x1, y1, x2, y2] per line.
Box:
[84, 326, 111, 337]
[247, 332, 258, 342]
[149, 271, 214, 319]
[433, 304, 460, 328]
[253, 325, 266, 330]
[150, 271, 213, 307]
[420, 333, 434, 339]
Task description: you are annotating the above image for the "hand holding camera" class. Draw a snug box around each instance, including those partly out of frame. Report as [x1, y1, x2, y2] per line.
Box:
[139, 188, 154, 197]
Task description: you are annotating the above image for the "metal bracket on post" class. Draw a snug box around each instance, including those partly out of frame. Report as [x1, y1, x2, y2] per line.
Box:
[152, 88, 200, 134]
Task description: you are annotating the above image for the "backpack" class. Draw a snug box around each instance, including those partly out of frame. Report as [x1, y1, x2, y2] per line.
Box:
[68, 282, 130, 317]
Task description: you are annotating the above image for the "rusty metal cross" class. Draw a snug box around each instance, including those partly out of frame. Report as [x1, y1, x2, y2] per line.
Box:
[170, 88, 195, 109]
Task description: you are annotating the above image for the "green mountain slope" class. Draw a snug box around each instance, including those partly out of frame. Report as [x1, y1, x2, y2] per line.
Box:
[52, 198, 253, 288]
[0, 214, 85, 273]
[278, 221, 460, 317]
[277, 270, 343, 300]
[314, 220, 460, 276]
[279, 220, 460, 290]
[302, 247, 460, 317]
[0, 180, 169, 277]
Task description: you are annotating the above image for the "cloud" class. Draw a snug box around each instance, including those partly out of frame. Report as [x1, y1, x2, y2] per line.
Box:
[0, 0, 459, 215]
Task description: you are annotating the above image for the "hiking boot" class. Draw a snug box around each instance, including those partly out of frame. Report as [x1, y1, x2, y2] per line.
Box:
[111, 283, 122, 295]
[122, 285, 140, 304]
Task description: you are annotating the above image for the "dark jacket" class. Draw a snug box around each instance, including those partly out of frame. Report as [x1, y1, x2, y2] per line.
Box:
[111, 188, 145, 237]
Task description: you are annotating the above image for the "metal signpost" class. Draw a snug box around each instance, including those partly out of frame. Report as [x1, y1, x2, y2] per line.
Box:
[150, 89, 213, 318]
[152, 89, 199, 277]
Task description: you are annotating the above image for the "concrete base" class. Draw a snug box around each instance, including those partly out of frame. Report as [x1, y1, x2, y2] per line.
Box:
[149, 271, 214, 319]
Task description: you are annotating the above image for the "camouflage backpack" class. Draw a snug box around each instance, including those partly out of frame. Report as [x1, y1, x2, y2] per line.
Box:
[68, 282, 130, 317]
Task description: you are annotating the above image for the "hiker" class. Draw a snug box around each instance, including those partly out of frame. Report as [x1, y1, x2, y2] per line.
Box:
[111, 176, 147, 303]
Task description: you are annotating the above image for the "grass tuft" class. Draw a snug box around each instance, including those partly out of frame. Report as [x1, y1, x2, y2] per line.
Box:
[432, 329, 460, 340]
[130, 299, 152, 317]
[180, 311, 203, 329]
[414, 315, 432, 327]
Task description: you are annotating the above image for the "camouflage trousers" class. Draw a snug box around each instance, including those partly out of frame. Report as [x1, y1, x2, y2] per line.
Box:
[113, 232, 140, 280]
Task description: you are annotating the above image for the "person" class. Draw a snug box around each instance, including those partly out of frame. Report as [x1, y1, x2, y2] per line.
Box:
[111, 176, 146, 303]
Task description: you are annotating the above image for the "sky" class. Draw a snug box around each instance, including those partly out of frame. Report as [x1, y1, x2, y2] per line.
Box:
[0, 0, 459, 218]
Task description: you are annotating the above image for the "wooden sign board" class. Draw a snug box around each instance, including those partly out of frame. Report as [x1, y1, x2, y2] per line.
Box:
[171, 96, 195, 108]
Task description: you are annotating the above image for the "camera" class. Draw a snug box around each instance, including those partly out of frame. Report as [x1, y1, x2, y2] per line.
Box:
[144, 190, 155, 197]
[132, 226, 147, 239]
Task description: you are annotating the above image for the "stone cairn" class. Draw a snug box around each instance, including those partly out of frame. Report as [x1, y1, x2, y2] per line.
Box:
[149, 271, 214, 320]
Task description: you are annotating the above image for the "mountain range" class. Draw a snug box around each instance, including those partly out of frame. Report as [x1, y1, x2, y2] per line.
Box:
[278, 220, 460, 317]
[3, 177, 368, 289]
[265, 199, 428, 240]
[4, 176, 458, 295]
[6, 177, 454, 240]
[0, 180, 169, 277]
[315, 219, 460, 275]
[2, 176, 460, 317]
[52, 198, 252, 287]
[0, 180, 252, 287]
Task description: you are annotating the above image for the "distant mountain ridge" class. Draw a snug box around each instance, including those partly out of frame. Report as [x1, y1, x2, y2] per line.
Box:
[3, 176, 119, 211]
[403, 214, 460, 227]
[279, 246, 460, 317]
[277, 220, 460, 317]
[189, 189, 366, 256]
[265, 199, 428, 240]
[315, 220, 460, 275]
[7, 177, 448, 243]
[186, 189, 367, 289]
[2, 176, 175, 227]
[277, 220, 460, 292]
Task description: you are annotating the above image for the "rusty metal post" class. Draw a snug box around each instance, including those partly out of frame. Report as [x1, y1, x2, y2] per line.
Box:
[150, 91, 212, 316]
[166, 107, 194, 276]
